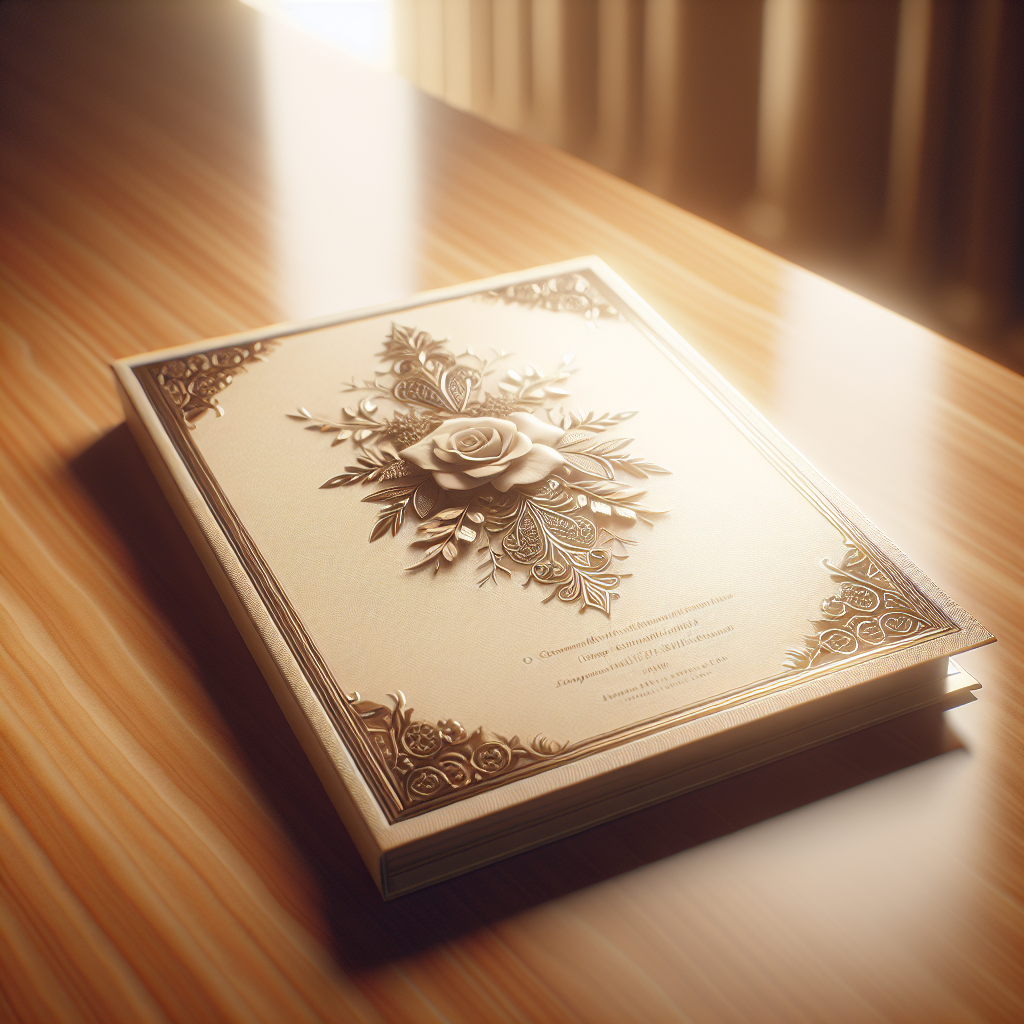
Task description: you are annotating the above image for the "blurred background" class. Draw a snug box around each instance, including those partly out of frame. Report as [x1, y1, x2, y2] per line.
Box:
[247, 0, 1023, 373]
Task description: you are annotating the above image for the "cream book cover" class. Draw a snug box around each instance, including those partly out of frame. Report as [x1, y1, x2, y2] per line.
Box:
[113, 258, 992, 897]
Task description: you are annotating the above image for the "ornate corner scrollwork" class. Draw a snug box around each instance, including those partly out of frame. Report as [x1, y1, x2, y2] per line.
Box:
[784, 543, 945, 671]
[483, 273, 621, 322]
[345, 690, 567, 807]
[154, 340, 278, 427]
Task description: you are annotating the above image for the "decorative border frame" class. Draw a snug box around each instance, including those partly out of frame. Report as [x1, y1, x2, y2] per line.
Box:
[132, 265, 974, 822]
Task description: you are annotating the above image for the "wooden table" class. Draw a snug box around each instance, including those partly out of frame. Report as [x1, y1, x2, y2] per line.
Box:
[2, 3, 1021, 1021]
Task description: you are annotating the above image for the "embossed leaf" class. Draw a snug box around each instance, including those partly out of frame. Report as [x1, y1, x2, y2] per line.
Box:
[412, 478, 439, 518]
[563, 453, 614, 479]
[369, 518, 391, 542]
[568, 410, 637, 429]
[370, 503, 406, 542]
[442, 542, 458, 561]
[615, 459, 671, 479]
[467, 511, 485, 524]
[362, 484, 417, 503]
[557, 430, 600, 448]
[573, 479, 644, 499]
[434, 506, 466, 520]
[588, 437, 633, 456]
[419, 524, 455, 538]
[405, 542, 445, 570]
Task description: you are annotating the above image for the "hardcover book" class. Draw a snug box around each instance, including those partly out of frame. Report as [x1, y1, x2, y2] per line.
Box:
[113, 258, 992, 897]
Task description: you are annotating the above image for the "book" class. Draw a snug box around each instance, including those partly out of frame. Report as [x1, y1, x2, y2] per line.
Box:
[113, 257, 993, 898]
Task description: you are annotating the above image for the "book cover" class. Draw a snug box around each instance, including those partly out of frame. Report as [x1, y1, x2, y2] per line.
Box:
[113, 258, 992, 896]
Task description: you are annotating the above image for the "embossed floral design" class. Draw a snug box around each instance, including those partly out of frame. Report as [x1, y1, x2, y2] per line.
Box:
[401, 413, 565, 491]
[290, 319, 671, 614]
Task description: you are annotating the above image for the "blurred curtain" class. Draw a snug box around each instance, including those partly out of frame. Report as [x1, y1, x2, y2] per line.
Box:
[393, 0, 1023, 361]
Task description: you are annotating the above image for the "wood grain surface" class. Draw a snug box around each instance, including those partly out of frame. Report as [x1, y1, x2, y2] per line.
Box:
[2, 3, 1021, 1022]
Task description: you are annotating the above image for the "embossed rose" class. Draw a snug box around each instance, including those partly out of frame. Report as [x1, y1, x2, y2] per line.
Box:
[400, 412, 564, 491]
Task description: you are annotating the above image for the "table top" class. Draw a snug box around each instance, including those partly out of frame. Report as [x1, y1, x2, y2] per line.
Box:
[2, 3, 1021, 1022]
